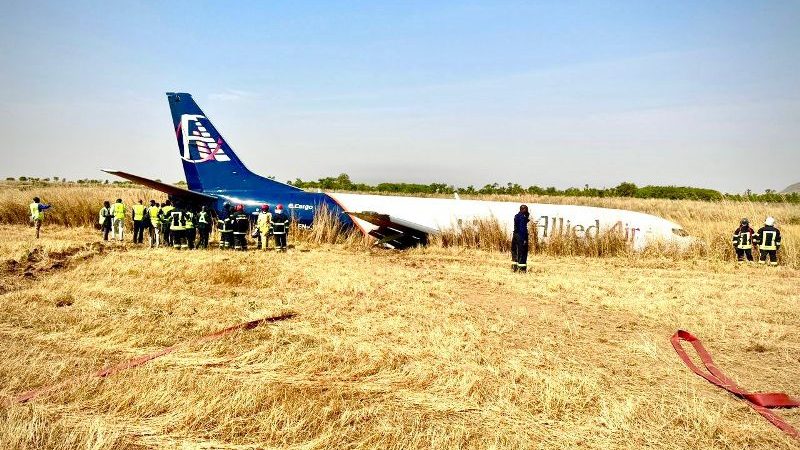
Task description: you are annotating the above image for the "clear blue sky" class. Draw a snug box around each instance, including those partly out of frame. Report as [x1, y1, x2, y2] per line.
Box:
[1, 1, 798, 192]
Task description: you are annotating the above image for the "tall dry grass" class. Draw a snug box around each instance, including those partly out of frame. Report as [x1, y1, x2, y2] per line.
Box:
[0, 182, 164, 228]
[1, 183, 797, 267]
[290, 203, 371, 249]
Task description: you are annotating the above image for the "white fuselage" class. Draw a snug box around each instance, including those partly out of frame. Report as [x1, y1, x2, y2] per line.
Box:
[328, 193, 690, 249]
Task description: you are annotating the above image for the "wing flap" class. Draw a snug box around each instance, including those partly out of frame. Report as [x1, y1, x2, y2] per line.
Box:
[347, 211, 434, 249]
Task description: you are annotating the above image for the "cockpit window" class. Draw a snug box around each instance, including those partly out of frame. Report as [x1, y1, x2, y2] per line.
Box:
[672, 228, 689, 237]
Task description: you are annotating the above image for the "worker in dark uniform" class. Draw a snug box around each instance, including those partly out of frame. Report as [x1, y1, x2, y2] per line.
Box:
[218, 203, 233, 249]
[754, 216, 781, 266]
[169, 205, 186, 249]
[161, 200, 175, 247]
[185, 208, 196, 249]
[196, 205, 211, 249]
[231, 204, 250, 250]
[731, 218, 754, 262]
[511, 205, 530, 272]
[271, 204, 290, 252]
[99, 200, 113, 241]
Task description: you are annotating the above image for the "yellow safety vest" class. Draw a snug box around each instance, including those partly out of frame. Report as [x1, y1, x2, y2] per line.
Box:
[113, 202, 126, 219]
[161, 205, 174, 223]
[132, 204, 146, 221]
[185, 213, 194, 228]
[148, 206, 161, 221]
[30, 203, 41, 221]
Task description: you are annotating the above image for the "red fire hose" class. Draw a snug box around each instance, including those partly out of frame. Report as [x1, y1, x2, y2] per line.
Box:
[671, 330, 799, 439]
[14, 312, 296, 404]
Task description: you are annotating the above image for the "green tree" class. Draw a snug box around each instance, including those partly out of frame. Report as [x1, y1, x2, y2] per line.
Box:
[615, 182, 638, 197]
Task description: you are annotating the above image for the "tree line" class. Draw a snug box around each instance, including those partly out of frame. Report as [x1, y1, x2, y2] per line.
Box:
[5, 174, 799, 203]
[287, 173, 800, 203]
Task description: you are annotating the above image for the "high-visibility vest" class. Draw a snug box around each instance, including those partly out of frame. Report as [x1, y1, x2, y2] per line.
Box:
[233, 213, 249, 234]
[132, 204, 146, 221]
[733, 228, 753, 250]
[113, 202, 126, 219]
[185, 212, 195, 228]
[170, 210, 185, 231]
[148, 206, 161, 221]
[222, 217, 233, 233]
[257, 212, 272, 233]
[30, 203, 41, 221]
[161, 205, 174, 223]
[197, 211, 210, 226]
[758, 230, 779, 251]
[271, 213, 289, 234]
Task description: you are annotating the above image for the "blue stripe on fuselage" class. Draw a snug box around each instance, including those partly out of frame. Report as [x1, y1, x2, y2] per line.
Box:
[210, 191, 354, 229]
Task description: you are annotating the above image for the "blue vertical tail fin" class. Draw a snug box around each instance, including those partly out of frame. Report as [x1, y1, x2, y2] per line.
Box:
[166, 92, 301, 194]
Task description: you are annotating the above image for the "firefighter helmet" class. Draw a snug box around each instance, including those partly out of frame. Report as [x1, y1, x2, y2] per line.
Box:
[235, 204, 244, 212]
[261, 204, 269, 212]
[765, 216, 775, 226]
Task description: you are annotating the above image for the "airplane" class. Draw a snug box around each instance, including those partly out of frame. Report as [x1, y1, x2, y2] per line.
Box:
[103, 92, 692, 249]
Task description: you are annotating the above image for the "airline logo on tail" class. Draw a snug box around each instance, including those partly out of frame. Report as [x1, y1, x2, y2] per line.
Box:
[176, 114, 231, 163]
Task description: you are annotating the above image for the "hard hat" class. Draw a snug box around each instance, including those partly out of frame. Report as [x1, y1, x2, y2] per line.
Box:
[235, 204, 244, 212]
[276, 203, 284, 210]
[765, 216, 775, 226]
[261, 204, 270, 212]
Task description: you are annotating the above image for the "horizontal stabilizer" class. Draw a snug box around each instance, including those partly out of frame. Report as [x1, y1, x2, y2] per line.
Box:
[102, 169, 217, 202]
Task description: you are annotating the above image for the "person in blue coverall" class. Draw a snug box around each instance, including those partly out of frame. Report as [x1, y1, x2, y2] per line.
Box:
[511, 205, 530, 272]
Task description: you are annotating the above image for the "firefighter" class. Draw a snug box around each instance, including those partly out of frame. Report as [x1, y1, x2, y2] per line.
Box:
[131, 199, 146, 244]
[256, 204, 272, 250]
[169, 205, 187, 249]
[754, 216, 781, 266]
[185, 208, 196, 249]
[196, 205, 211, 249]
[161, 200, 175, 247]
[731, 218, 754, 262]
[231, 204, 250, 250]
[218, 203, 233, 249]
[111, 198, 126, 241]
[146, 200, 162, 248]
[511, 205, 530, 272]
[271, 204, 290, 251]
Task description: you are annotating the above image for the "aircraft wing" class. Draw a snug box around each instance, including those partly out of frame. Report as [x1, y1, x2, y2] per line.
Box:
[347, 211, 436, 249]
[102, 169, 217, 203]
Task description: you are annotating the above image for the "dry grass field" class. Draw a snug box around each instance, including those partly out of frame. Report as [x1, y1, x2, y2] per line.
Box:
[1, 184, 799, 449]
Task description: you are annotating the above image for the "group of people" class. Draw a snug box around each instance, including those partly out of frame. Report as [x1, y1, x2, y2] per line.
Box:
[96, 199, 290, 251]
[27, 196, 787, 266]
[731, 217, 783, 266]
[98, 199, 212, 249]
[508, 205, 786, 271]
[216, 203, 290, 251]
